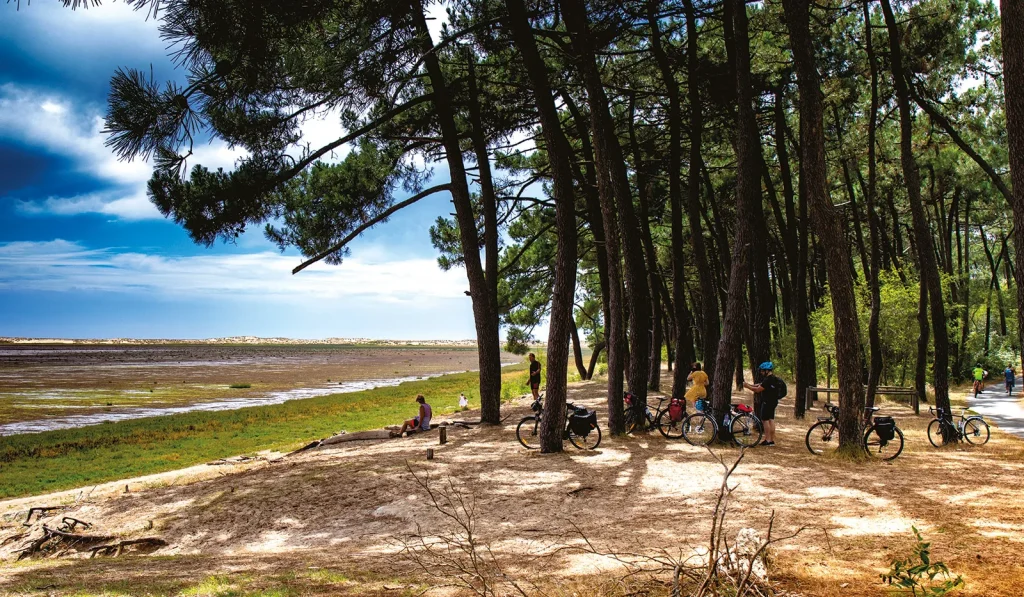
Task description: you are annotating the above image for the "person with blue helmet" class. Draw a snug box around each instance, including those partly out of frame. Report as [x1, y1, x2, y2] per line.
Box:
[743, 361, 785, 446]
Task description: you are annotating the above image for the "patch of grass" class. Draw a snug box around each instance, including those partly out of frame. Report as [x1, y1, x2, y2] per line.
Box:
[301, 569, 349, 583]
[229, 384, 252, 389]
[180, 576, 239, 597]
[0, 364, 529, 499]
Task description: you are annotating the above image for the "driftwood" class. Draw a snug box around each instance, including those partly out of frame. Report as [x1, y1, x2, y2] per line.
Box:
[207, 455, 260, 466]
[89, 538, 167, 558]
[59, 517, 92, 532]
[42, 525, 114, 543]
[285, 421, 468, 457]
[23, 506, 65, 526]
[16, 524, 113, 560]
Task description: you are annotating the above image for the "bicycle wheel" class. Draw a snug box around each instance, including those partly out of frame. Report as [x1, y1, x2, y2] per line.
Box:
[926, 419, 947, 447]
[569, 424, 601, 450]
[516, 416, 540, 449]
[963, 417, 990, 445]
[805, 420, 840, 455]
[656, 409, 686, 440]
[731, 414, 764, 447]
[863, 425, 904, 461]
[682, 412, 717, 446]
[623, 409, 640, 435]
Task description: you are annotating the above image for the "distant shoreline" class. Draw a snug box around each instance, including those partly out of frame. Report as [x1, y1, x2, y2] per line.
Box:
[0, 336, 480, 347]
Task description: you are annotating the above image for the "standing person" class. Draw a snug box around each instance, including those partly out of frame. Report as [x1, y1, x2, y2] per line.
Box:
[392, 395, 432, 437]
[743, 362, 786, 446]
[685, 362, 709, 408]
[459, 392, 469, 410]
[528, 353, 542, 401]
[1005, 364, 1016, 395]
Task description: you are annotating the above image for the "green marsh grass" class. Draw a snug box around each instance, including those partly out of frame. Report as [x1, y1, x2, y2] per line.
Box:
[0, 363, 531, 499]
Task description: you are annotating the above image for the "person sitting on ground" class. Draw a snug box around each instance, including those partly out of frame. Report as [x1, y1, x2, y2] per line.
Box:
[392, 395, 432, 438]
[459, 392, 469, 410]
[685, 362, 708, 405]
[743, 362, 785, 447]
[528, 353, 542, 401]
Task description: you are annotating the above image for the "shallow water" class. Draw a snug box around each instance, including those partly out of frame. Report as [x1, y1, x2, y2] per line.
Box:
[0, 370, 466, 436]
[0, 343, 521, 436]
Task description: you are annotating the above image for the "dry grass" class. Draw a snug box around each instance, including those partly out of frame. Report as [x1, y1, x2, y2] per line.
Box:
[2, 376, 1023, 596]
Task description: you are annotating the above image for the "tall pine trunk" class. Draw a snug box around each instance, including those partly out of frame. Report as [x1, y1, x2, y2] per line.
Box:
[863, 0, 884, 410]
[560, 0, 651, 406]
[782, 0, 865, 449]
[710, 0, 758, 422]
[880, 0, 951, 417]
[503, 0, 578, 452]
[1001, 0, 1024, 376]
[412, 5, 502, 425]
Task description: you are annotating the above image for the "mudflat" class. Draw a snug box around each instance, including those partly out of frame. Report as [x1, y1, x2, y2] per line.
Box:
[0, 344, 498, 433]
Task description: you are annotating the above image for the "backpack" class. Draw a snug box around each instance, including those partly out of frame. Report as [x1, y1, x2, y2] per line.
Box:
[668, 397, 686, 422]
[774, 378, 788, 401]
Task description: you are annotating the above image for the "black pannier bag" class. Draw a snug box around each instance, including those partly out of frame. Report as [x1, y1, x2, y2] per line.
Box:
[570, 410, 598, 436]
[874, 416, 896, 444]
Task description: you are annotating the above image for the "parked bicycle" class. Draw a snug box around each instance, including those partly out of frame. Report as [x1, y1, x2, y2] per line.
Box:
[623, 393, 689, 439]
[805, 402, 841, 455]
[681, 402, 763, 448]
[516, 395, 602, 450]
[863, 407, 904, 460]
[927, 406, 990, 447]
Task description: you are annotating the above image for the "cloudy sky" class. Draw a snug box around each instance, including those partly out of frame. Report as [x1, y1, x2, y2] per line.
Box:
[0, 2, 485, 340]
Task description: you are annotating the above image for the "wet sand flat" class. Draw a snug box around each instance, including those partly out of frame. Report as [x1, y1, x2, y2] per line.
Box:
[0, 344, 500, 433]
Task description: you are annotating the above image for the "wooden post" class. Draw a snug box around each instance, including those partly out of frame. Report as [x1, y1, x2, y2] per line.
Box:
[426, 448, 434, 460]
[827, 354, 832, 390]
[439, 427, 447, 445]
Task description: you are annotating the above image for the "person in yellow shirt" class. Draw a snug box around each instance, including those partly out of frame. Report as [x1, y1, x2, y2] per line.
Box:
[685, 362, 709, 405]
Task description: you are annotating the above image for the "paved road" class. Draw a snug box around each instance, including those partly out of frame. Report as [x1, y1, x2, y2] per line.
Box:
[967, 376, 1024, 439]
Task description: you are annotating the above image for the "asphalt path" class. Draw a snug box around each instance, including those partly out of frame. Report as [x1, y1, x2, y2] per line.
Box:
[967, 376, 1024, 439]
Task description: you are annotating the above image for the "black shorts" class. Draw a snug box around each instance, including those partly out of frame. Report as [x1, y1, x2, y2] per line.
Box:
[530, 380, 540, 390]
[757, 399, 778, 421]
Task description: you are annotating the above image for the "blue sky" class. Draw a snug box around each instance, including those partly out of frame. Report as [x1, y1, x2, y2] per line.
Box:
[0, 2, 487, 340]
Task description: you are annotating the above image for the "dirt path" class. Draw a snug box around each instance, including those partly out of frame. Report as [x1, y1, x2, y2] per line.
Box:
[3, 378, 1024, 596]
[968, 376, 1024, 439]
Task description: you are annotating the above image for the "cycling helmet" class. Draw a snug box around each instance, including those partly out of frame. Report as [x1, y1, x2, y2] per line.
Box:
[759, 361, 774, 371]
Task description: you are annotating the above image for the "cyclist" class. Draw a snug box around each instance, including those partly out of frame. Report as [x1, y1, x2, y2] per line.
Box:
[743, 362, 785, 446]
[972, 363, 987, 396]
[1005, 364, 1016, 395]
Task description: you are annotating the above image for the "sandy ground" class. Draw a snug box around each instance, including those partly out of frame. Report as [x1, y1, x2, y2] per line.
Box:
[2, 377, 1024, 596]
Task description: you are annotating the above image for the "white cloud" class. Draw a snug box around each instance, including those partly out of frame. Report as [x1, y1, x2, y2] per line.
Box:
[0, 84, 246, 220]
[0, 240, 470, 304]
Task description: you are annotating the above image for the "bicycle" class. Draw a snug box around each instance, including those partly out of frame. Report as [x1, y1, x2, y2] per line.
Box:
[863, 407, 904, 461]
[623, 392, 658, 435]
[927, 406, 990, 447]
[623, 393, 688, 439]
[682, 402, 762, 447]
[516, 396, 602, 450]
[805, 402, 841, 455]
